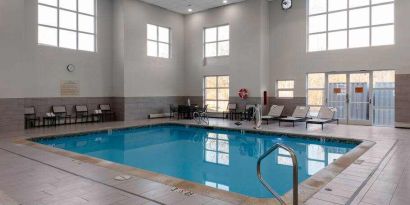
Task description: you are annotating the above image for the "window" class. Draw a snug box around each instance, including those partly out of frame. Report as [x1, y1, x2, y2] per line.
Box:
[373, 70, 395, 126]
[147, 24, 170, 58]
[308, 0, 395, 52]
[204, 25, 230, 57]
[205, 133, 229, 165]
[204, 76, 229, 112]
[277, 80, 295, 98]
[307, 73, 326, 116]
[38, 0, 96, 52]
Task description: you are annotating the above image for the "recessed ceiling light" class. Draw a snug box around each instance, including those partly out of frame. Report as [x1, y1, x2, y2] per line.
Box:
[188, 8, 193, 12]
[223, 0, 228, 4]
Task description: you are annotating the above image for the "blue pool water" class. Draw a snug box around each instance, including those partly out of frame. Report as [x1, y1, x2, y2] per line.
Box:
[34, 124, 358, 198]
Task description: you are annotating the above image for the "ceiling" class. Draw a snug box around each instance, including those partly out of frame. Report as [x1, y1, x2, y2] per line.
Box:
[140, 0, 247, 14]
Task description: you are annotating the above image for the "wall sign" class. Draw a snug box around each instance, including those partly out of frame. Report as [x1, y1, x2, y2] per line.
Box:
[60, 80, 80, 96]
[355, 87, 364, 93]
[333, 88, 342, 94]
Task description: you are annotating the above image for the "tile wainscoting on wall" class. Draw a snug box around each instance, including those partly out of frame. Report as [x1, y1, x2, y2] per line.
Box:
[395, 74, 410, 128]
[0, 97, 188, 132]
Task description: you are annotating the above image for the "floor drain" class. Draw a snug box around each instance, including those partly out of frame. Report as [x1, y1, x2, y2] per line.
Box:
[114, 175, 132, 181]
[325, 188, 332, 192]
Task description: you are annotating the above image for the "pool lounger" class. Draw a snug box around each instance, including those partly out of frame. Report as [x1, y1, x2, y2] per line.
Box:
[262, 105, 284, 124]
[279, 106, 310, 127]
[306, 107, 339, 130]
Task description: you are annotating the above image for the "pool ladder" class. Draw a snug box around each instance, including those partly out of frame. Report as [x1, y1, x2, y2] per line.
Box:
[256, 143, 299, 205]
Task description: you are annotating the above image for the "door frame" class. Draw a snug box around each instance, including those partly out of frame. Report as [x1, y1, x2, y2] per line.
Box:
[325, 71, 373, 126]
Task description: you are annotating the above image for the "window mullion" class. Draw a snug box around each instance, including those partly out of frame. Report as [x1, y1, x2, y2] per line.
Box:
[57, 0, 60, 47]
[326, 0, 329, 50]
[347, 0, 350, 48]
[370, 3, 373, 46]
[76, 0, 79, 50]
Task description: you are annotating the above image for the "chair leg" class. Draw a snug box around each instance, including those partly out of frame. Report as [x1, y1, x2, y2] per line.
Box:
[322, 124, 324, 130]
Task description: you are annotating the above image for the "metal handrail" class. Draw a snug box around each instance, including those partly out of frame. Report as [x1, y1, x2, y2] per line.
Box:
[256, 143, 298, 205]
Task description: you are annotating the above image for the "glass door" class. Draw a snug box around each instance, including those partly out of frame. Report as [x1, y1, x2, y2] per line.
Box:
[348, 73, 372, 125]
[372, 71, 395, 126]
[327, 74, 348, 123]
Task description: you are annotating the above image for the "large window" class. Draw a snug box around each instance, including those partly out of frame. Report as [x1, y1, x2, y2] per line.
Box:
[147, 24, 170, 59]
[277, 80, 295, 98]
[204, 25, 230, 58]
[38, 0, 96, 52]
[307, 73, 326, 116]
[204, 76, 230, 112]
[308, 0, 395, 52]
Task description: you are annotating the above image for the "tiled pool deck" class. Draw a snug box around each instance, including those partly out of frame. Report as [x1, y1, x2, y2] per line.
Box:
[0, 118, 407, 205]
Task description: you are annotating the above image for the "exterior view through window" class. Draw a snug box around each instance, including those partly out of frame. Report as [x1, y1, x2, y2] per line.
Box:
[308, 0, 395, 52]
[306, 70, 395, 126]
[277, 80, 295, 98]
[147, 24, 170, 58]
[204, 25, 230, 57]
[204, 76, 230, 112]
[38, 0, 96, 52]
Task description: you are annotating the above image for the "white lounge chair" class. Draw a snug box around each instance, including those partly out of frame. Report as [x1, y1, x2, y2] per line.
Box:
[306, 107, 339, 130]
[279, 106, 310, 127]
[262, 105, 284, 124]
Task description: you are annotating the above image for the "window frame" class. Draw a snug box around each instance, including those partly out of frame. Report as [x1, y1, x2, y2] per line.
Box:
[276, 80, 295, 98]
[306, 73, 326, 117]
[203, 75, 230, 113]
[203, 24, 230, 58]
[307, 0, 395, 52]
[146, 24, 171, 59]
[37, 0, 97, 52]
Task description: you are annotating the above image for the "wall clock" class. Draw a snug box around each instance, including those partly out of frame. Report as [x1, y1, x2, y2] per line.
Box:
[67, 64, 76, 72]
[282, 0, 292, 10]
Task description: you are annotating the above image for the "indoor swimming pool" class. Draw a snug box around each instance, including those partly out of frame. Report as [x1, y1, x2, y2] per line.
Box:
[32, 124, 359, 198]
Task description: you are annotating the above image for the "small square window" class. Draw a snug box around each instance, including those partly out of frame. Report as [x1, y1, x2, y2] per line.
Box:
[204, 25, 230, 57]
[277, 80, 295, 98]
[146, 24, 170, 58]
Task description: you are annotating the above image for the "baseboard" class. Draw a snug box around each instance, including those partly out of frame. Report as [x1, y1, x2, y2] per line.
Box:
[395, 122, 410, 129]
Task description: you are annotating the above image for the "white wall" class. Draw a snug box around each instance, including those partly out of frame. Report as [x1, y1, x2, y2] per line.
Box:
[0, 0, 114, 98]
[121, 0, 186, 97]
[269, 0, 410, 97]
[184, 0, 270, 98]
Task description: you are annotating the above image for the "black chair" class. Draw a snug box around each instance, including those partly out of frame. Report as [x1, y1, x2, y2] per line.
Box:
[223, 103, 237, 120]
[24, 107, 40, 129]
[99, 104, 115, 122]
[169, 104, 178, 118]
[75, 105, 92, 123]
[52, 105, 72, 125]
[243, 105, 256, 121]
